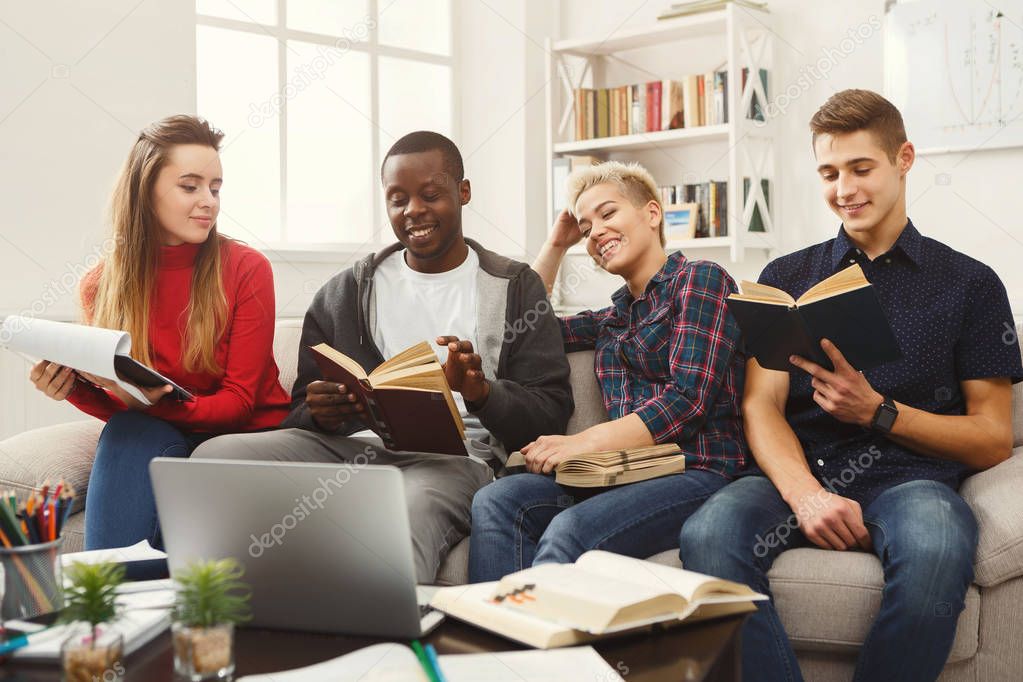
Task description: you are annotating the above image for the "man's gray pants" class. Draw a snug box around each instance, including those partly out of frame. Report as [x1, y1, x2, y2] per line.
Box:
[191, 428, 494, 583]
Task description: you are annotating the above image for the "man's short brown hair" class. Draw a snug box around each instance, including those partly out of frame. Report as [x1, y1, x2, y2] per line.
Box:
[810, 89, 907, 162]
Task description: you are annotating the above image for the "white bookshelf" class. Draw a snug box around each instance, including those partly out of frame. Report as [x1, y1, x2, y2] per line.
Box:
[544, 5, 779, 269]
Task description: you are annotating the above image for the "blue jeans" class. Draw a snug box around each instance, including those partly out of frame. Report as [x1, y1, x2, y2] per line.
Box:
[679, 476, 978, 682]
[85, 411, 211, 550]
[468, 469, 730, 583]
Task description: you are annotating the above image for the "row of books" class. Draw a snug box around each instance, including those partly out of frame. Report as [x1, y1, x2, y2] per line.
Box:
[659, 177, 770, 240]
[572, 68, 767, 141]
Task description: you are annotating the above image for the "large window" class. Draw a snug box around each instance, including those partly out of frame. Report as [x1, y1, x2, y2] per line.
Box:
[196, 0, 454, 251]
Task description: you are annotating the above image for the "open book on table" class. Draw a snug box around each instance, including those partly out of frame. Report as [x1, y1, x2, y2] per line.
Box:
[430, 550, 765, 649]
[506, 443, 685, 487]
[0, 316, 193, 405]
[725, 263, 901, 372]
[309, 340, 466, 456]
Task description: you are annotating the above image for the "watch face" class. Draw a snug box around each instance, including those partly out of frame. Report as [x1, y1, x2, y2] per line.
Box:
[875, 405, 898, 431]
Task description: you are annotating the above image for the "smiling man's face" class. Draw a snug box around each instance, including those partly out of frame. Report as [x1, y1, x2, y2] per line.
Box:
[382, 148, 470, 273]
[814, 129, 909, 238]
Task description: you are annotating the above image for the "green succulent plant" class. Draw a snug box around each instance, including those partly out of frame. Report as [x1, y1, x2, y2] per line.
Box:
[172, 558, 252, 629]
[60, 561, 125, 646]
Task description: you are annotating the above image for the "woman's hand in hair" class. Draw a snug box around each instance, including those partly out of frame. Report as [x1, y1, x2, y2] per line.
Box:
[549, 209, 584, 249]
[305, 380, 364, 432]
[76, 371, 172, 410]
[30, 361, 78, 401]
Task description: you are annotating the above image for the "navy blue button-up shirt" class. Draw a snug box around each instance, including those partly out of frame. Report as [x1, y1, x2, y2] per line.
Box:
[750, 220, 1022, 507]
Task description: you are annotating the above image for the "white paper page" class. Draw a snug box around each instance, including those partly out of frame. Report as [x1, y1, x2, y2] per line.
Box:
[236, 643, 423, 682]
[500, 562, 669, 607]
[439, 646, 625, 682]
[61, 539, 166, 569]
[1, 316, 152, 405]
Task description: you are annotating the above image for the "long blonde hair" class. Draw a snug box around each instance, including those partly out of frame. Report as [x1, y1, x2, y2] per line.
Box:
[85, 115, 228, 375]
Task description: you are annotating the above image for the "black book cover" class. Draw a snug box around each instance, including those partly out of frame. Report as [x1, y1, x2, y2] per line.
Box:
[727, 286, 901, 372]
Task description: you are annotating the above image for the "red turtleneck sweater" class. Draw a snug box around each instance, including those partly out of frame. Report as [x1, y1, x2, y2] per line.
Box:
[66, 240, 291, 433]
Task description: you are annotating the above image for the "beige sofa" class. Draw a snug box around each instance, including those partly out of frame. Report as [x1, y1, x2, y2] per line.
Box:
[2, 318, 1022, 681]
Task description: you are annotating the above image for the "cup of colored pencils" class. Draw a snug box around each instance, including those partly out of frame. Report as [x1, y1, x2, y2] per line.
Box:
[0, 481, 76, 619]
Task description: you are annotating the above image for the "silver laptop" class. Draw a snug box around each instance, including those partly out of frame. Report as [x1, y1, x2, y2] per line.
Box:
[150, 458, 443, 638]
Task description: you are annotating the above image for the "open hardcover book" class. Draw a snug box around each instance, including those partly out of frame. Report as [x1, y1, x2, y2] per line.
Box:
[309, 341, 466, 456]
[506, 444, 685, 487]
[430, 551, 765, 649]
[725, 264, 901, 372]
[0, 316, 193, 405]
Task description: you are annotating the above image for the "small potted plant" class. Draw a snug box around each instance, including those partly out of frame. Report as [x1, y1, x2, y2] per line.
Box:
[60, 561, 125, 682]
[171, 558, 251, 681]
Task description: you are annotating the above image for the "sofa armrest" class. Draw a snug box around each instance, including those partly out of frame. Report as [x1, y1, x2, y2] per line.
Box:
[0, 420, 103, 514]
[960, 449, 1023, 586]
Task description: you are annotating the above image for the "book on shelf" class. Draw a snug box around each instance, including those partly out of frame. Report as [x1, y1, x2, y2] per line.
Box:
[0, 316, 193, 405]
[506, 443, 685, 487]
[309, 340, 467, 456]
[630, 83, 646, 134]
[726, 264, 902, 372]
[430, 551, 765, 649]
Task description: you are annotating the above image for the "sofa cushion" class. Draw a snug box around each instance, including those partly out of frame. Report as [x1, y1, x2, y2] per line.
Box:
[768, 548, 979, 663]
[565, 350, 607, 435]
[0, 419, 102, 514]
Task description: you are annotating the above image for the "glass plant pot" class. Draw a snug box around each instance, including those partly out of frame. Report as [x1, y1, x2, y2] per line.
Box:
[60, 625, 123, 682]
[172, 621, 235, 681]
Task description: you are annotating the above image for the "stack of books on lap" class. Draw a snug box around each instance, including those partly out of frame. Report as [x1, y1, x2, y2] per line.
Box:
[506, 444, 685, 487]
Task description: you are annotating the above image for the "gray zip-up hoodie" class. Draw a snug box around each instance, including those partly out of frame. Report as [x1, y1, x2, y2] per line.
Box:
[281, 239, 573, 463]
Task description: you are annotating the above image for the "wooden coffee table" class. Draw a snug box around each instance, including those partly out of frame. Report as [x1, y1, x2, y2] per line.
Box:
[3, 613, 746, 681]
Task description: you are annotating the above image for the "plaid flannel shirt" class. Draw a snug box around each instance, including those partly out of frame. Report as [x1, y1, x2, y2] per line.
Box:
[559, 252, 748, 477]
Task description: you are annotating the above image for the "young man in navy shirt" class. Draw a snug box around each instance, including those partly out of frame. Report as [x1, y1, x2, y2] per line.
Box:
[680, 89, 1022, 681]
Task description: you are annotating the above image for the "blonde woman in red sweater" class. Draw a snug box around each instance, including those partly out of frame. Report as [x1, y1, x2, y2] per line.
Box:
[29, 115, 290, 549]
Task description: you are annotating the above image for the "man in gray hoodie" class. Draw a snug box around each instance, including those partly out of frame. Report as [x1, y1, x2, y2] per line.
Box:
[193, 131, 573, 582]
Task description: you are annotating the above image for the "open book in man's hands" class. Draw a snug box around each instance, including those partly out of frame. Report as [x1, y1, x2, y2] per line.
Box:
[430, 551, 765, 649]
[726, 264, 901, 372]
[309, 340, 467, 456]
[506, 444, 685, 487]
[0, 316, 193, 405]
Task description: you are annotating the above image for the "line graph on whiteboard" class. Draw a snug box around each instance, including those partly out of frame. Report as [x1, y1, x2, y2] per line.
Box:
[886, 0, 1023, 154]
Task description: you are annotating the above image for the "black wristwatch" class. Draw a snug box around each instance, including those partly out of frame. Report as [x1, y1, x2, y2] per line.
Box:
[870, 395, 898, 433]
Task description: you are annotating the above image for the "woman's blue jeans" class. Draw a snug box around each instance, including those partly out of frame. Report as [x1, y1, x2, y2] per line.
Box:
[84, 411, 212, 550]
[468, 469, 731, 583]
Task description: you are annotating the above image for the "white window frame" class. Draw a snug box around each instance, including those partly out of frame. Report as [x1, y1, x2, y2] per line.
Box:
[196, 0, 459, 262]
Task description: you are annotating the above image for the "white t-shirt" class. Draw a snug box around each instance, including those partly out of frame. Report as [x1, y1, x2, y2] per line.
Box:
[372, 248, 480, 421]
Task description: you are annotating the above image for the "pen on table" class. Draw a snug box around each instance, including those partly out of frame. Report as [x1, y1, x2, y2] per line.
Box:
[424, 643, 447, 682]
[410, 640, 439, 682]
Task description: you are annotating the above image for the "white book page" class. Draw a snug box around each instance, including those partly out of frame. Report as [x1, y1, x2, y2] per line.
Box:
[1, 316, 152, 405]
[236, 643, 421, 682]
[575, 551, 736, 602]
[61, 539, 166, 569]
[499, 563, 670, 607]
[439, 646, 625, 681]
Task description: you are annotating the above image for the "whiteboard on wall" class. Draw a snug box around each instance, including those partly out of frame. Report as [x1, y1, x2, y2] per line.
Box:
[885, 0, 1023, 154]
